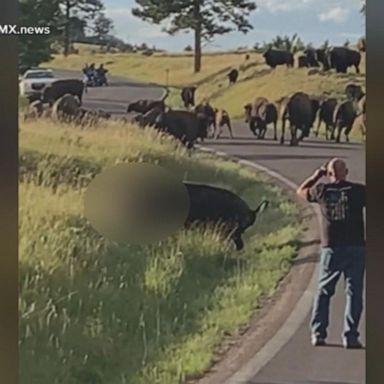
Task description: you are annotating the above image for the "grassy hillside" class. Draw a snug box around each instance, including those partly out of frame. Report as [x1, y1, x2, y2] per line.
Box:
[43, 46, 256, 87]
[19, 118, 300, 384]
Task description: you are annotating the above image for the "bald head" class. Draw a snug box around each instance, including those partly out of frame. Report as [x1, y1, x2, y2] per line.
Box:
[327, 158, 348, 181]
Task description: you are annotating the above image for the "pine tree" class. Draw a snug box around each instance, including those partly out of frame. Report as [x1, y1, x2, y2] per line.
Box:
[132, 0, 257, 73]
[59, 0, 104, 56]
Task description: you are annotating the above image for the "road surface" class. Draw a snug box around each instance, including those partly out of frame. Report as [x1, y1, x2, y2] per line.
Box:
[54, 70, 366, 384]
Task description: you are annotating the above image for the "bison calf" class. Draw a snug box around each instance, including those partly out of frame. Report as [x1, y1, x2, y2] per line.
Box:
[181, 86, 197, 109]
[214, 109, 233, 139]
[315, 97, 338, 140]
[227, 69, 239, 85]
[332, 100, 358, 143]
[184, 182, 269, 250]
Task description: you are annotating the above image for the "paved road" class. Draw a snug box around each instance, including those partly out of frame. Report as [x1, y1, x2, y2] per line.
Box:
[206, 130, 366, 384]
[53, 70, 366, 384]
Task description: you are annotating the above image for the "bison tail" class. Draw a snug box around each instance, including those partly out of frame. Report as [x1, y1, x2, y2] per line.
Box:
[253, 200, 269, 214]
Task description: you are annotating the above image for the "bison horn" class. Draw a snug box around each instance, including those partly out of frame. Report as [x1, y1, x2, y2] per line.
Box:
[253, 200, 269, 214]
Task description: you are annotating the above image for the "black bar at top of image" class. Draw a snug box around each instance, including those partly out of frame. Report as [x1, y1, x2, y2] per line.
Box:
[366, 0, 384, 383]
[0, 0, 18, 384]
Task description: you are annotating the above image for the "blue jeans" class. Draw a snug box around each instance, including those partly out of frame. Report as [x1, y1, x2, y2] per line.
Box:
[310, 246, 365, 340]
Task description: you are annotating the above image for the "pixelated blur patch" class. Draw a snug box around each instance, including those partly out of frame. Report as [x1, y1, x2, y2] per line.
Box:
[84, 163, 190, 244]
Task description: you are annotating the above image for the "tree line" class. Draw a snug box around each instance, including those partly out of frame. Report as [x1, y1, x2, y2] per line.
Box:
[19, 0, 366, 74]
[19, 0, 114, 72]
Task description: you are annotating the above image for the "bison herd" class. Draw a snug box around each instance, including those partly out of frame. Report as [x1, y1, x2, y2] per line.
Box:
[265, 46, 362, 74]
[243, 84, 365, 146]
[126, 81, 365, 151]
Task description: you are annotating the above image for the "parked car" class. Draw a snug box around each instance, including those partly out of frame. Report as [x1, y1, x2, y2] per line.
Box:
[19, 68, 57, 99]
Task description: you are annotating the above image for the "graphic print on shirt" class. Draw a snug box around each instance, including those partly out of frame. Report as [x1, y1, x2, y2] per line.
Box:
[323, 187, 351, 222]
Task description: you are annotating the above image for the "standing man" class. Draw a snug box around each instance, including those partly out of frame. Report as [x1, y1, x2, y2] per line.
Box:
[296, 158, 365, 349]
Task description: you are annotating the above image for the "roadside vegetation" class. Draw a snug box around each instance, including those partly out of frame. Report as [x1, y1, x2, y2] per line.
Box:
[20, 118, 300, 384]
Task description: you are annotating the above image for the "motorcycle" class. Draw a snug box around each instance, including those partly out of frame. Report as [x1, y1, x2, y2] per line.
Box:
[83, 69, 109, 87]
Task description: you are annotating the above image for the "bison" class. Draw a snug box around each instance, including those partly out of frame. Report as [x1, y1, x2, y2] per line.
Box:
[307, 96, 322, 137]
[332, 100, 358, 143]
[184, 182, 269, 250]
[23, 100, 44, 121]
[213, 109, 233, 139]
[244, 97, 277, 140]
[154, 109, 200, 149]
[133, 106, 164, 128]
[51, 94, 81, 123]
[227, 69, 239, 85]
[345, 83, 365, 101]
[42, 79, 84, 106]
[315, 97, 338, 140]
[281, 92, 313, 145]
[329, 47, 361, 74]
[263, 48, 294, 69]
[194, 101, 216, 140]
[181, 86, 197, 109]
[126, 99, 165, 114]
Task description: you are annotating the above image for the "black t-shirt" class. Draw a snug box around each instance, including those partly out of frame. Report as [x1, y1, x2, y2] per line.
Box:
[307, 180, 365, 247]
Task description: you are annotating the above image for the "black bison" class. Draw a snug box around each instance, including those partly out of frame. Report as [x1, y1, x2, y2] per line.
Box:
[315, 97, 338, 140]
[51, 94, 81, 123]
[244, 97, 278, 140]
[194, 101, 216, 140]
[127, 99, 165, 114]
[345, 83, 365, 101]
[227, 69, 239, 85]
[332, 100, 358, 143]
[181, 86, 197, 109]
[329, 47, 361, 74]
[263, 48, 294, 69]
[154, 110, 200, 149]
[133, 106, 164, 128]
[184, 182, 269, 250]
[303, 48, 320, 67]
[281, 92, 313, 145]
[213, 109, 233, 139]
[42, 79, 84, 106]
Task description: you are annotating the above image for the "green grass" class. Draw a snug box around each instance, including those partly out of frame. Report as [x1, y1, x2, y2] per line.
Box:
[19, 95, 29, 111]
[20, 118, 300, 384]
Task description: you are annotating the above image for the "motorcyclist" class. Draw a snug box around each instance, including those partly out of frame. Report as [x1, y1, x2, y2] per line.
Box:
[96, 64, 108, 86]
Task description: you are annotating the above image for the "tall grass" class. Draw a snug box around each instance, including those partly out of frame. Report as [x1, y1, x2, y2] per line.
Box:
[19, 118, 300, 383]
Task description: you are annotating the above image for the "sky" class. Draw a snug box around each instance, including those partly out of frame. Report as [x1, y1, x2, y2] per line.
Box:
[103, 0, 365, 52]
